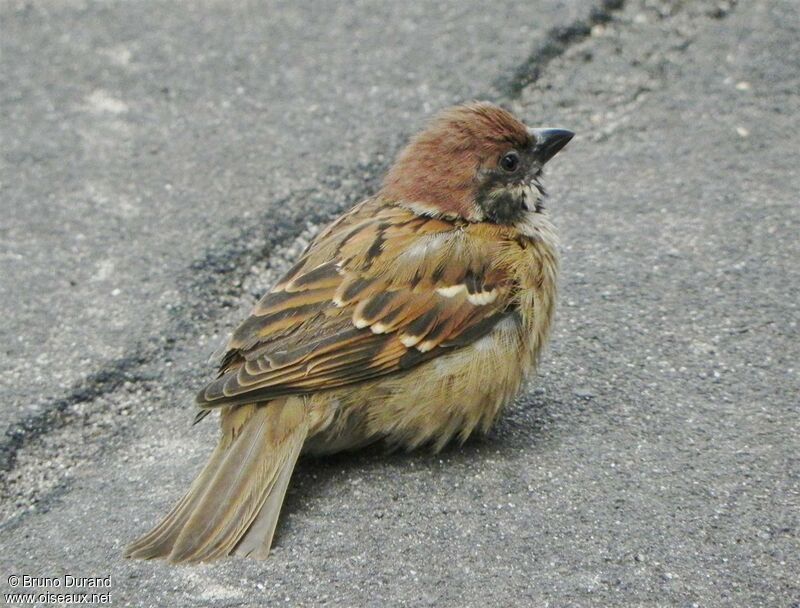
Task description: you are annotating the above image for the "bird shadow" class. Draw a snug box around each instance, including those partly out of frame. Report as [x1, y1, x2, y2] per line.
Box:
[273, 391, 561, 544]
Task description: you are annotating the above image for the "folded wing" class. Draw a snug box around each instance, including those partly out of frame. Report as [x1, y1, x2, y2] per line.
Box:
[197, 199, 518, 408]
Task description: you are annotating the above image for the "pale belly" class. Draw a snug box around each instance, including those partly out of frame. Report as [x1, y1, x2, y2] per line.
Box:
[303, 312, 543, 455]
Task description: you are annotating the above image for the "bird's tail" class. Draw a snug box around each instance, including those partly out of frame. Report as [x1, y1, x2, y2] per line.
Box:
[124, 398, 308, 563]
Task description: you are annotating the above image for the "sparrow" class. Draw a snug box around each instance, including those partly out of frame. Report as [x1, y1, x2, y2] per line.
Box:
[125, 101, 573, 563]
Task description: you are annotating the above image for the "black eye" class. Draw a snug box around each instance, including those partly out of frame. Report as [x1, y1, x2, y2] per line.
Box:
[499, 151, 520, 173]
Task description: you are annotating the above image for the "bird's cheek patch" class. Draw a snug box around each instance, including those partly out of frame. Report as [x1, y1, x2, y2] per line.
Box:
[480, 188, 529, 224]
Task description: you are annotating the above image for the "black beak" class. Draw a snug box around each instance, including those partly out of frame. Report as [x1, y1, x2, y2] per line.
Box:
[529, 128, 574, 164]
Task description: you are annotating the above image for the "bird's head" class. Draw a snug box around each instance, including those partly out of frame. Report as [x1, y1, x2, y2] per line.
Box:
[381, 101, 573, 224]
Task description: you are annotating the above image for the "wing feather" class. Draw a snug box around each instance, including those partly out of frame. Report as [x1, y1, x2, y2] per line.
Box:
[197, 198, 520, 408]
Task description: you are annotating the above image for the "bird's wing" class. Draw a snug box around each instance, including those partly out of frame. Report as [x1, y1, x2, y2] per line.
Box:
[197, 198, 520, 408]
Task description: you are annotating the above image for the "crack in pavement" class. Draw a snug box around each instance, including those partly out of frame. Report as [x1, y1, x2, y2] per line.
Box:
[494, 0, 625, 100]
[0, 354, 148, 474]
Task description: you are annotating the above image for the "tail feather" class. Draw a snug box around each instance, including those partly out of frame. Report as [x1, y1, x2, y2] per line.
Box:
[233, 434, 303, 559]
[125, 398, 307, 563]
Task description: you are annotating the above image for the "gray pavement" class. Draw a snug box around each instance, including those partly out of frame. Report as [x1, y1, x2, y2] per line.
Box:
[1, 0, 798, 606]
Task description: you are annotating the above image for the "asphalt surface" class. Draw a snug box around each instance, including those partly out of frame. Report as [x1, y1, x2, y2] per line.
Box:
[1, 0, 798, 606]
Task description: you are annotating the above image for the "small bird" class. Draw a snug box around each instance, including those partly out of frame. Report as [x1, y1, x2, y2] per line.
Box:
[126, 101, 573, 563]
